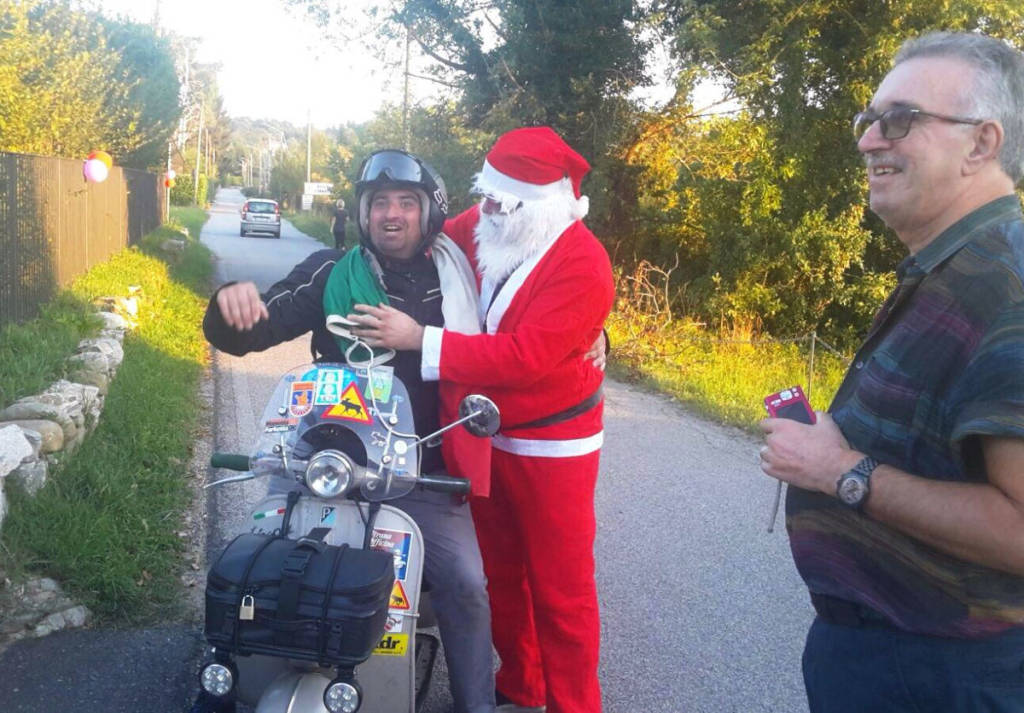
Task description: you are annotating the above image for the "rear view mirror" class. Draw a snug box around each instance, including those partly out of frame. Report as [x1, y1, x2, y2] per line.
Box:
[459, 394, 500, 437]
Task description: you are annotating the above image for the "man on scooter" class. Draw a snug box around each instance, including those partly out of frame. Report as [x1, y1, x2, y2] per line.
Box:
[202, 149, 496, 713]
[348, 127, 615, 713]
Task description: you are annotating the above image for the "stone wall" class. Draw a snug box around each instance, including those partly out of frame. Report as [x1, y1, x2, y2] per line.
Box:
[0, 295, 138, 647]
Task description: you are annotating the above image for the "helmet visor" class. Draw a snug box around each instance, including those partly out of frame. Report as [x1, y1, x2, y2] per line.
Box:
[360, 150, 424, 185]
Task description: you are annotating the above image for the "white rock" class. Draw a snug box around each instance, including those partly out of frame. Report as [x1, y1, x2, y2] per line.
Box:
[0, 420, 64, 453]
[62, 605, 89, 628]
[0, 425, 33, 478]
[9, 458, 47, 495]
[96, 311, 128, 331]
[76, 337, 124, 369]
[17, 427, 42, 459]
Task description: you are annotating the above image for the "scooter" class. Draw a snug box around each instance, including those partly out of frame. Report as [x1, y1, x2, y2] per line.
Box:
[192, 360, 498, 713]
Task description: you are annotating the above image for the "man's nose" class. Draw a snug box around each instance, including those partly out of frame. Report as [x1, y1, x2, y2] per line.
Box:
[857, 119, 888, 153]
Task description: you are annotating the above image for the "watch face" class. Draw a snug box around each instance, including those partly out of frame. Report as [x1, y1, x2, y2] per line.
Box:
[838, 475, 867, 506]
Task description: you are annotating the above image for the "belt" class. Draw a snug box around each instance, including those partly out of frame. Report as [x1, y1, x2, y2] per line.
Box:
[501, 385, 603, 432]
[810, 593, 894, 629]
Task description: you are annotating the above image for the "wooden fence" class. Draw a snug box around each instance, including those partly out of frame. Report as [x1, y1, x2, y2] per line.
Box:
[0, 151, 165, 327]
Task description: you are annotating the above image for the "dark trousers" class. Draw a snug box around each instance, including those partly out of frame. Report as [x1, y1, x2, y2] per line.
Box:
[391, 487, 495, 713]
[803, 614, 1024, 712]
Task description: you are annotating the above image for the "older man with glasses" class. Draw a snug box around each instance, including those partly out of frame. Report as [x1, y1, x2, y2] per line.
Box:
[759, 31, 1024, 713]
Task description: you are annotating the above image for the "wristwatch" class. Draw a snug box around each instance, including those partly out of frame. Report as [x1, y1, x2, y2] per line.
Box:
[836, 456, 879, 510]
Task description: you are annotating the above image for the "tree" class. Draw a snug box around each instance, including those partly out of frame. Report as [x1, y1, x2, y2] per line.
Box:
[618, 0, 1024, 340]
[288, 0, 649, 174]
[0, 1, 180, 168]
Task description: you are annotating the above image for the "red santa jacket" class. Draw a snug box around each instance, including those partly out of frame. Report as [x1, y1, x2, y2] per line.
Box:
[422, 205, 614, 457]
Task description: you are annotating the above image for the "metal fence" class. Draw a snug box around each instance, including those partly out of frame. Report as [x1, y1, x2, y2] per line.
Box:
[0, 151, 165, 327]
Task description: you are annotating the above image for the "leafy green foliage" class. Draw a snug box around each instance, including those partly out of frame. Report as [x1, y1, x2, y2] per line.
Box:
[0, 0, 180, 168]
[1, 223, 211, 621]
[608, 0, 1024, 342]
[0, 293, 99, 408]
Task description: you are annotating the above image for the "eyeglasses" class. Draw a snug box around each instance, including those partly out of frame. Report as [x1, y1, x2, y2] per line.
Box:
[479, 194, 522, 216]
[852, 107, 983, 141]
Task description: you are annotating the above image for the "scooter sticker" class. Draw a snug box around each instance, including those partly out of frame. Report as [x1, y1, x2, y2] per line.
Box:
[288, 381, 315, 417]
[385, 612, 404, 633]
[253, 506, 286, 521]
[314, 368, 354, 405]
[322, 382, 372, 424]
[320, 506, 336, 526]
[388, 580, 410, 610]
[364, 366, 394, 403]
[373, 633, 408, 657]
[370, 528, 412, 581]
[264, 417, 297, 433]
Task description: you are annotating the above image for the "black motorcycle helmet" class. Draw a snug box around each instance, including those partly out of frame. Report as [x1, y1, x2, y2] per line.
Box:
[354, 150, 449, 255]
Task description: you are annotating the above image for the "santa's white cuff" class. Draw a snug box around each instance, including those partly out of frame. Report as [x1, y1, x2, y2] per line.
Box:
[421, 326, 443, 382]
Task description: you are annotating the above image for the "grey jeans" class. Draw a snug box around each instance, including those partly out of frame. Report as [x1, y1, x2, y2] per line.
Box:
[391, 487, 496, 713]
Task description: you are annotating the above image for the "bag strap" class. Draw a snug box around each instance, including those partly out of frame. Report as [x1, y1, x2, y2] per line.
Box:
[278, 528, 331, 622]
[279, 489, 300, 538]
[232, 535, 278, 650]
[318, 542, 350, 664]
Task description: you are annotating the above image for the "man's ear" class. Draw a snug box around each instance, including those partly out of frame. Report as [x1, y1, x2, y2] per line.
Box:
[964, 120, 1004, 175]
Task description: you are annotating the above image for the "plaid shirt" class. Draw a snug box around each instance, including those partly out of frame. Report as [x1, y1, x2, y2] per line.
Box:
[786, 195, 1024, 638]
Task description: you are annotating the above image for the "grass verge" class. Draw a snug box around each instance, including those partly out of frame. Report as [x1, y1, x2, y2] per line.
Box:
[285, 210, 353, 249]
[0, 207, 212, 623]
[606, 308, 850, 432]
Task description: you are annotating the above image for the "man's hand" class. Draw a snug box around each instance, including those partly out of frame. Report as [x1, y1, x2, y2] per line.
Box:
[758, 412, 862, 496]
[584, 331, 608, 371]
[216, 282, 268, 331]
[348, 303, 425, 351]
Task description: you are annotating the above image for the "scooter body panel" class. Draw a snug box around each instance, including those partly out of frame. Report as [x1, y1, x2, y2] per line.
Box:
[238, 493, 423, 712]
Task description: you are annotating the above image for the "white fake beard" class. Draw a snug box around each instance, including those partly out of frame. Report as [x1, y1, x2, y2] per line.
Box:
[473, 192, 581, 283]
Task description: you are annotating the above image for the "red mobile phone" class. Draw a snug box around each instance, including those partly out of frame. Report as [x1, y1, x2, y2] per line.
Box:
[764, 385, 816, 424]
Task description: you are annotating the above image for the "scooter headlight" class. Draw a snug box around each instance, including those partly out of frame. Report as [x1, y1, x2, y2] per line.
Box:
[199, 661, 235, 697]
[305, 449, 354, 498]
[324, 678, 362, 713]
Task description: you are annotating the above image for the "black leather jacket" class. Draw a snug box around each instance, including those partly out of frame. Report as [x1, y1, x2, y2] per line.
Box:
[203, 248, 446, 471]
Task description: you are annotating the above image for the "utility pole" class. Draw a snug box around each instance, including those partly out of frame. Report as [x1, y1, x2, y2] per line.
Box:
[306, 109, 312, 183]
[193, 102, 204, 205]
[165, 142, 172, 220]
[402, 24, 411, 152]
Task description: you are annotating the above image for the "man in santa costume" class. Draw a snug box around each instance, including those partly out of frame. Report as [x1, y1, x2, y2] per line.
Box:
[349, 127, 614, 713]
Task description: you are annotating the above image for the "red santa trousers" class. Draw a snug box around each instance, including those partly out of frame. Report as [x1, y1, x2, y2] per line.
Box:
[472, 447, 602, 713]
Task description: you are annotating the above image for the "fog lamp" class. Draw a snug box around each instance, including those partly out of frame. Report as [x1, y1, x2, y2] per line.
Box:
[199, 662, 235, 697]
[305, 449, 354, 498]
[323, 678, 362, 713]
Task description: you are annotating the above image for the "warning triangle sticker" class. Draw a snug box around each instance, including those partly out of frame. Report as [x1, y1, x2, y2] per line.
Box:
[323, 382, 372, 424]
[389, 580, 410, 610]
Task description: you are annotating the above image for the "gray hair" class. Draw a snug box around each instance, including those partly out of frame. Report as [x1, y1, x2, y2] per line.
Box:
[336, 198, 345, 210]
[895, 31, 1024, 184]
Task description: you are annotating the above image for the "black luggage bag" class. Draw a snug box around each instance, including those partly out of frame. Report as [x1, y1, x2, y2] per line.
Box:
[205, 532, 395, 667]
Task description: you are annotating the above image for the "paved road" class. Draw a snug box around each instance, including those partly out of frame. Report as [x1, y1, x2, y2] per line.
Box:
[0, 188, 814, 712]
[202, 187, 815, 713]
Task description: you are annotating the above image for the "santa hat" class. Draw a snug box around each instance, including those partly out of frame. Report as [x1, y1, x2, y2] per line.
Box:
[476, 127, 590, 203]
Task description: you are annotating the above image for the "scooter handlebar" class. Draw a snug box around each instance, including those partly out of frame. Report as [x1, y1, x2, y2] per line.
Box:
[417, 474, 472, 495]
[210, 453, 251, 471]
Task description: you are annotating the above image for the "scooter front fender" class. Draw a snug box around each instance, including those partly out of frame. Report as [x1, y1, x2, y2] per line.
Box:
[255, 670, 332, 713]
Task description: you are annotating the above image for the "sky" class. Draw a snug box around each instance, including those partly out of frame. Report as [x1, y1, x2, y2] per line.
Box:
[94, 0, 683, 130]
[95, 0, 416, 129]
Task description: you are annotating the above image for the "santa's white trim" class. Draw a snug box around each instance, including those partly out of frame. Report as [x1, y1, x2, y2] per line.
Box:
[484, 226, 568, 334]
[478, 159, 567, 201]
[420, 325, 443, 381]
[492, 431, 604, 458]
